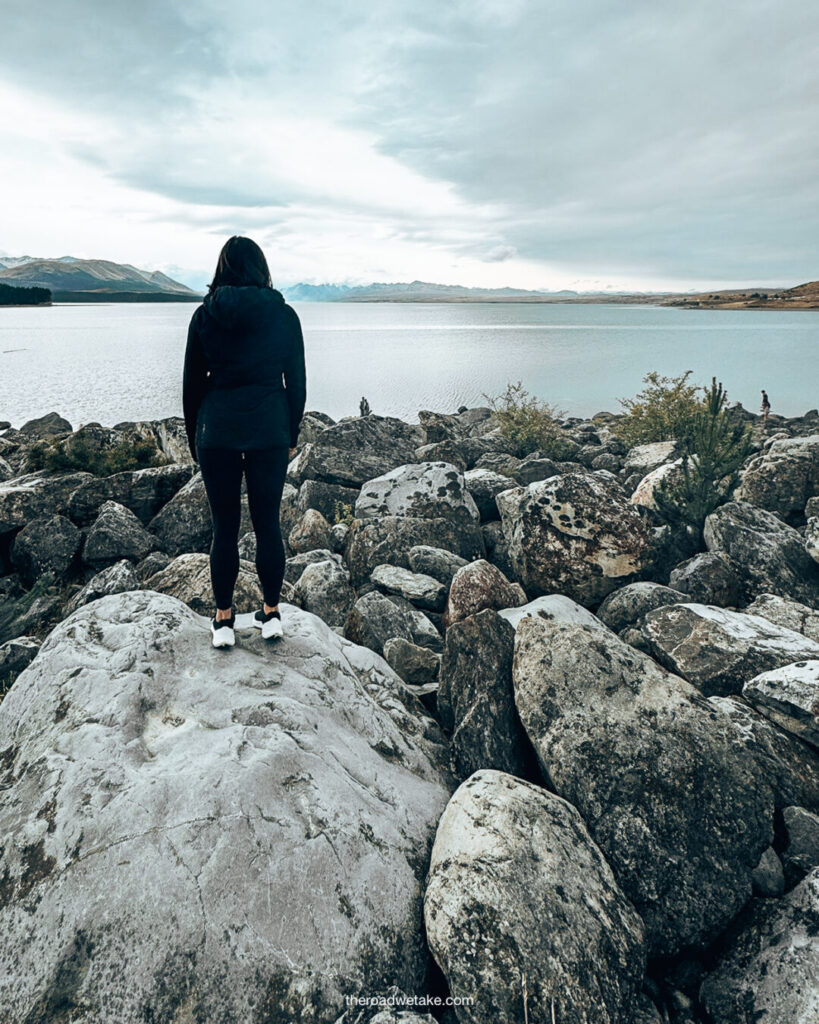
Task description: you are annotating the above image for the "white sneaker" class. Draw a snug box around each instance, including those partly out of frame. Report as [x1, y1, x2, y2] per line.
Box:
[253, 608, 283, 640]
[211, 616, 236, 649]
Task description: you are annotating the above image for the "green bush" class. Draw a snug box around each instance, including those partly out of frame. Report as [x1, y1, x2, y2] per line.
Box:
[333, 501, 356, 526]
[654, 378, 752, 535]
[26, 435, 165, 477]
[485, 381, 574, 459]
[615, 370, 704, 447]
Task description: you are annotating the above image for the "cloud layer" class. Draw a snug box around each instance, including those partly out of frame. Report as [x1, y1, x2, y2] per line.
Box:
[1, 0, 817, 288]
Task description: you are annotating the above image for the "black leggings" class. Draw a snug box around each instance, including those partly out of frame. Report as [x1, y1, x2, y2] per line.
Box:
[197, 446, 290, 610]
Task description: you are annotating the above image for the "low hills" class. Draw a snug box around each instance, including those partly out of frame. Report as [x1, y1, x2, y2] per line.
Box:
[666, 280, 819, 310]
[0, 257, 200, 301]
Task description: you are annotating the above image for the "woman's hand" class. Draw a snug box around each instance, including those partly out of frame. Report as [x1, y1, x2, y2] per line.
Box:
[288, 447, 297, 460]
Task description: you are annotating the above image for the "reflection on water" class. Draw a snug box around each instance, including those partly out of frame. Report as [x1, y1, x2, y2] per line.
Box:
[0, 300, 817, 427]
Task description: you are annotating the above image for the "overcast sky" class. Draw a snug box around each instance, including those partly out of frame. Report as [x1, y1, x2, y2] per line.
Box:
[1, 0, 817, 291]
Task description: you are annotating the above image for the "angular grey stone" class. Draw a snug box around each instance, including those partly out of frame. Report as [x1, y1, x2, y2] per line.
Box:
[370, 564, 447, 613]
[146, 552, 263, 615]
[83, 500, 156, 569]
[424, 769, 646, 1024]
[293, 558, 356, 628]
[597, 582, 689, 633]
[704, 501, 819, 607]
[735, 434, 819, 515]
[623, 440, 679, 477]
[751, 847, 785, 897]
[498, 594, 609, 633]
[463, 467, 515, 521]
[783, 805, 819, 880]
[442, 559, 525, 628]
[0, 472, 93, 537]
[699, 868, 819, 1024]
[382, 638, 440, 686]
[345, 517, 484, 588]
[288, 508, 333, 554]
[344, 591, 442, 656]
[67, 464, 195, 525]
[743, 659, 819, 750]
[10, 513, 81, 586]
[641, 603, 819, 697]
[745, 593, 819, 642]
[65, 559, 139, 614]
[437, 609, 527, 780]
[669, 551, 745, 607]
[18, 411, 72, 437]
[513, 617, 775, 956]
[0, 636, 39, 684]
[406, 545, 468, 586]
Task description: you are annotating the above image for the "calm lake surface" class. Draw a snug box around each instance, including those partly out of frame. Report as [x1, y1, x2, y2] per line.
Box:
[0, 301, 817, 427]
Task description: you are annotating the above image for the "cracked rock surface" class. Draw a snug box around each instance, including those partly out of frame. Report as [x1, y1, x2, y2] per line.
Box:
[0, 590, 453, 1024]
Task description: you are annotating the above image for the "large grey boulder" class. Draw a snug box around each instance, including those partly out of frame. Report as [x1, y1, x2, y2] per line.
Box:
[370, 564, 448, 613]
[641, 603, 819, 697]
[18, 411, 72, 438]
[285, 548, 341, 584]
[65, 559, 139, 614]
[67, 463, 195, 525]
[382, 638, 440, 686]
[0, 591, 452, 1023]
[10, 513, 81, 586]
[710, 696, 819, 812]
[745, 593, 819, 642]
[699, 868, 819, 1024]
[704, 501, 819, 607]
[735, 434, 819, 515]
[513, 617, 775, 956]
[344, 517, 484, 588]
[437, 609, 528, 780]
[355, 462, 479, 525]
[496, 471, 653, 604]
[146, 552, 263, 615]
[0, 472, 92, 537]
[596, 582, 689, 634]
[288, 415, 424, 488]
[83, 500, 156, 569]
[669, 551, 745, 607]
[424, 770, 646, 1024]
[148, 472, 212, 555]
[743, 660, 819, 750]
[293, 558, 356, 628]
[442, 559, 525, 628]
[344, 592, 442, 656]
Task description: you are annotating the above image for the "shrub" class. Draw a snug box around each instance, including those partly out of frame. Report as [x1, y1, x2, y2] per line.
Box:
[654, 378, 752, 535]
[484, 381, 574, 459]
[615, 370, 703, 447]
[26, 434, 165, 477]
[333, 501, 356, 526]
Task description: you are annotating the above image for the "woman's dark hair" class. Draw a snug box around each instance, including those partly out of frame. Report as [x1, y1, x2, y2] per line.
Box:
[208, 236, 273, 292]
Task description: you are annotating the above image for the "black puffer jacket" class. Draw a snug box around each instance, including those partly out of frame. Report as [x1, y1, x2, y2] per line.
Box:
[182, 285, 307, 460]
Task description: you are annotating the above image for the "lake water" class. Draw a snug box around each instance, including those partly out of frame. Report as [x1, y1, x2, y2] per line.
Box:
[0, 301, 817, 428]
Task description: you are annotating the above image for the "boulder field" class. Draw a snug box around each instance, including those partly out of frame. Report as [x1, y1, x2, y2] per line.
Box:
[2, 403, 819, 1022]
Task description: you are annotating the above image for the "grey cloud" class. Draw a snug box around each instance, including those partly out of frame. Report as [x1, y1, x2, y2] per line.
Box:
[2, 0, 818, 283]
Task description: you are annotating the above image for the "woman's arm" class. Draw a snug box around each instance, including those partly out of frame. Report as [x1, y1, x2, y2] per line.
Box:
[283, 306, 307, 448]
[182, 309, 208, 462]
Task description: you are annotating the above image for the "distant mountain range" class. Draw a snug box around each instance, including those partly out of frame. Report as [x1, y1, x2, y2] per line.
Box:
[283, 280, 596, 302]
[0, 257, 199, 301]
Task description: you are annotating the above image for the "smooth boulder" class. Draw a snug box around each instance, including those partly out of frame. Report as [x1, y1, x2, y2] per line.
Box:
[424, 769, 646, 1024]
[355, 462, 479, 524]
[596, 582, 689, 634]
[0, 591, 453, 1023]
[442, 559, 525, 628]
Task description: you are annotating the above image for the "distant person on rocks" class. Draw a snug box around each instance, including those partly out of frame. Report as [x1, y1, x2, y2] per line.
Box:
[183, 235, 307, 649]
[360, 396, 371, 417]
[760, 389, 771, 423]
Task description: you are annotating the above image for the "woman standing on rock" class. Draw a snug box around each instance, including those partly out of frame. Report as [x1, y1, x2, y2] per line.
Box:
[183, 236, 306, 648]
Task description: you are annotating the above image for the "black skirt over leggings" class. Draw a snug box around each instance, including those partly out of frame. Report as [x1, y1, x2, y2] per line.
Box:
[197, 445, 290, 610]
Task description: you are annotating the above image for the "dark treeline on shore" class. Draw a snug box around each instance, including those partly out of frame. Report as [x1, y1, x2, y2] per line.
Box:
[0, 281, 51, 306]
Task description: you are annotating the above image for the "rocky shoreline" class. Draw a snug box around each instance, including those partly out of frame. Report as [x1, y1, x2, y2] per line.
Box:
[1, 401, 819, 1022]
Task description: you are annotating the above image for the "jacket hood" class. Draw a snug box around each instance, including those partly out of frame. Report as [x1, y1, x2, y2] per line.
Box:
[202, 285, 286, 330]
